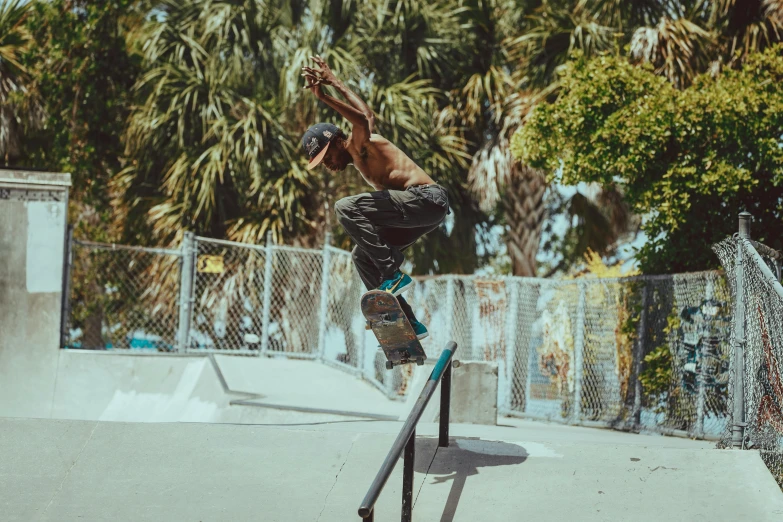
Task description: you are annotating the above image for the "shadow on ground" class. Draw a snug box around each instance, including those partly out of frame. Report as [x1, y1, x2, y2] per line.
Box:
[413, 437, 528, 522]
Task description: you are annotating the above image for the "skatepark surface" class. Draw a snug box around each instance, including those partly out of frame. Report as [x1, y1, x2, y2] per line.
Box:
[2, 351, 783, 521]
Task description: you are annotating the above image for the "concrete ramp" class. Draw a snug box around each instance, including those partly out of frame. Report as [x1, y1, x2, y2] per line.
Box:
[19, 350, 405, 424]
[50, 352, 230, 422]
[2, 417, 781, 522]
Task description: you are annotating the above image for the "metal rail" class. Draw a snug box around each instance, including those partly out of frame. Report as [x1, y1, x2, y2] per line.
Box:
[358, 341, 458, 521]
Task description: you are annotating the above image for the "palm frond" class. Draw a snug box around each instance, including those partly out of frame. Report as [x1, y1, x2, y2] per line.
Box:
[630, 16, 715, 88]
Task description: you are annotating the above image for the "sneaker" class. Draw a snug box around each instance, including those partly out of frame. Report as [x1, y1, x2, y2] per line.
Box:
[378, 270, 414, 296]
[409, 320, 429, 340]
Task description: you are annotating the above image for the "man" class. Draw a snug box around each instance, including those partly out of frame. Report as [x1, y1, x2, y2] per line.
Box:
[301, 56, 449, 340]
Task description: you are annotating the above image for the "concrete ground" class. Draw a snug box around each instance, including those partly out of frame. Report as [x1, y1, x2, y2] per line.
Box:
[2, 416, 782, 522]
[3, 351, 783, 521]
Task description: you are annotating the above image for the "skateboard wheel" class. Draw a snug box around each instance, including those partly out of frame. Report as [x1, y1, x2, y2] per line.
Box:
[385, 361, 394, 370]
[416, 357, 424, 366]
[453, 360, 461, 368]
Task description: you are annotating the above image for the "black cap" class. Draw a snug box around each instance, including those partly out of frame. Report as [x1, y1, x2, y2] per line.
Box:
[302, 123, 341, 170]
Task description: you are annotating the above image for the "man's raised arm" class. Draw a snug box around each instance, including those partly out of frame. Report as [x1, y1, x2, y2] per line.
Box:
[303, 56, 374, 145]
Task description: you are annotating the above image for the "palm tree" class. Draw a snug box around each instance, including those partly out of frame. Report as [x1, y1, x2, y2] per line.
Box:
[628, 0, 783, 88]
[499, 0, 783, 276]
[462, 0, 636, 276]
[114, 0, 478, 352]
[116, 0, 475, 254]
[0, 0, 39, 163]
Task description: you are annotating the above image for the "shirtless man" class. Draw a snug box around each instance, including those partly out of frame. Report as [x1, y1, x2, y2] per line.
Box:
[301, 56, 449, 340]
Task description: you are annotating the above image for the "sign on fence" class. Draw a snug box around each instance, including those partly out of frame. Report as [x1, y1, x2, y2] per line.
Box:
[197, 255, 224, 274]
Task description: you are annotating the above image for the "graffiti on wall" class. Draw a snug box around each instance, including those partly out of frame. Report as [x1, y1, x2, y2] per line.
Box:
[676, 298, 730, 394]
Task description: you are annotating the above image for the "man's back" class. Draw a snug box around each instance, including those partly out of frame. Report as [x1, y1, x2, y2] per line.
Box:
[347, 134, 435, 191]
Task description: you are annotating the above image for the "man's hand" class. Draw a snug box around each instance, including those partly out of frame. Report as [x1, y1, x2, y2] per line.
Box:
[302, 54, 374, 148]
[303, 71, 325, 99]
[302, 55, 338, 86]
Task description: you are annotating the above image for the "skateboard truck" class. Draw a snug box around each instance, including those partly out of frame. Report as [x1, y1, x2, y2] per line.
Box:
[384, 357, 459, 370]
[385, 357, 425, 370]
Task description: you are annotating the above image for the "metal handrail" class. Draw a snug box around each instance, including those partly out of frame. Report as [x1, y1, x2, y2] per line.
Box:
[358, 341, 458, 521]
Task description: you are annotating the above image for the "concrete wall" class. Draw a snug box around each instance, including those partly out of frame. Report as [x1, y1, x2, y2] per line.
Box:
[450, 361, 498, 425]
[0, 170, 70, 418]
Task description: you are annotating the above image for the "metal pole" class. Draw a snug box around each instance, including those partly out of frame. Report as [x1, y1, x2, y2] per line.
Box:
[358, 342, 458, 519]
[317, 233, 332, 360]
[573, 281, 586, 423]
[732, 212, 750, 448]
[446, 277, 455, 342]
[261, 231, 274, 356]
[631, 282, 648, 430]
[402, 429, 415, 522]
[439, 362, 452, 447]
[503, 278, 520, 412]
[694, 277, 713, 439]
[177, 232, 195, 353]
[60, 224, 75, 348]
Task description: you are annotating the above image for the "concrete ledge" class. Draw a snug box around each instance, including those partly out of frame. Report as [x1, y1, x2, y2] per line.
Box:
[400, 360, 498, 425]
[0, 169, 71, 187]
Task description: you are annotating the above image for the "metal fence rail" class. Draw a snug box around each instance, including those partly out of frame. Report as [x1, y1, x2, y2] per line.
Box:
[63, 232, 734, 439]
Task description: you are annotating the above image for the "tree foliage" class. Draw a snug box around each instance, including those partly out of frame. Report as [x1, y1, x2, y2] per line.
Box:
[0, 0, 39, 163]
[512, 46, 783, 273]
[19, 0, 141, 240]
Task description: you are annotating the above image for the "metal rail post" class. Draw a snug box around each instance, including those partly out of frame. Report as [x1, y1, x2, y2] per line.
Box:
[177, 232, 195, 353]
[402, 429, 415, 522]
[439, 361, 452, 447]
[732, 212, 750, 448]
[317, 233, 332, 360]
[261, 231, 274, 356]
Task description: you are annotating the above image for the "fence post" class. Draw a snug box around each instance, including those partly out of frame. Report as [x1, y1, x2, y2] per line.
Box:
[732, 212, 751, 448]
[317, 233, 332, 360]
[60, 224, 75, 348]
[573, 280, 586, 423]
[177, 232, 195, 353]
[630, 282, 648, 430]
[694, 277, 713, 439]
[446, 277, 455, 343]
[261, 231, 274, 356]
[503, 278, 520, 413]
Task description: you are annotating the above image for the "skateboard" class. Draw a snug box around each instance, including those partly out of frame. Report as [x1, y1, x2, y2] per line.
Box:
[360, 290, 427, 370]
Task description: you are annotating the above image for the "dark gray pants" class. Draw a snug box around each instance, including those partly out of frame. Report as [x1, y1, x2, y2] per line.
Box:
[335, 184, 449, 322]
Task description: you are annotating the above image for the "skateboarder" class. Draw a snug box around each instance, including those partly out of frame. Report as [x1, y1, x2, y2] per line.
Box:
[301, 56, 449, 340]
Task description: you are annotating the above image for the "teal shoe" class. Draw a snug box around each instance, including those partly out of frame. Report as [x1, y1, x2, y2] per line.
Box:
[378, 270, 414, 296]
[409, 319, 429, 340]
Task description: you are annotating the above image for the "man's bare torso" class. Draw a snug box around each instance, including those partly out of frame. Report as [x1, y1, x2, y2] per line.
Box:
[346, 133, 435, 191]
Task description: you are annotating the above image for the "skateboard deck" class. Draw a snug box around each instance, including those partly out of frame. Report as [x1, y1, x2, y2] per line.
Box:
[360, 290, 427, 369]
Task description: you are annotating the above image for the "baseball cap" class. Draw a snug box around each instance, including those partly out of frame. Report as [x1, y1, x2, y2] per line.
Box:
[302, 122, 342, 170]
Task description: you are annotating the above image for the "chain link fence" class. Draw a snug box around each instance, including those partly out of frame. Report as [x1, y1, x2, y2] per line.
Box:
[713, 219, 783, 487]
[64, 240, 181, 351]
[63, 233, 733, 439]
